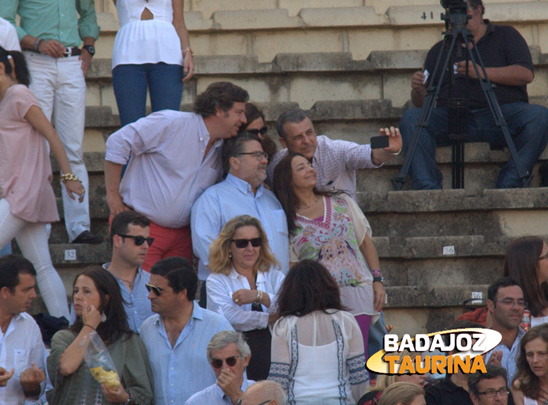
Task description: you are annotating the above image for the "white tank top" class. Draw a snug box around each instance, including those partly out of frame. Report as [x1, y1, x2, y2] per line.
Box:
[112, 0, 183, 69]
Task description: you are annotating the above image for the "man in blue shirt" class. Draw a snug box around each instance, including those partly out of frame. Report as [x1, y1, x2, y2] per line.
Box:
[484, 277, 525, 385]
[139, 257, 233, 404]
[191, 131, 289, 306]
[105, 211, 154, 332]
[185, 331, 254, 405]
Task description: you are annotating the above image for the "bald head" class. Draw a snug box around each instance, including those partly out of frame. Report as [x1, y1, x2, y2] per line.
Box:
[241, 381, 287, 405]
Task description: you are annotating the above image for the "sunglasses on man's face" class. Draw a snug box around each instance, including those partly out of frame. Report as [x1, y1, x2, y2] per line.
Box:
[118, 234, 154, 246]
[231, 238, 262, 249]
[211, 355, 241, 369]
[247, 126, 268, 136]
[145, 283, 169, 296]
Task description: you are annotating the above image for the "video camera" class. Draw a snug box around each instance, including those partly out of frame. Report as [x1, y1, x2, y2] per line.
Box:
[440, 0, 470, 27]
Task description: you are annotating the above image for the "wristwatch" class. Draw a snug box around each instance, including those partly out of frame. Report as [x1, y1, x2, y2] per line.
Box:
[373, 276, 385, 284]
[83, 44, 95, 57]
[123, 393, 133, 404]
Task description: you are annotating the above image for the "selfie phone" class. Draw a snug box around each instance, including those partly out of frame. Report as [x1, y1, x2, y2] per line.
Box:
[370, 136, 389, 149]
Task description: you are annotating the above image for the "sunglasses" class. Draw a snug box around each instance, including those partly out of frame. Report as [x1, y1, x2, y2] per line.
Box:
[211, 355, 241, 369]
[247, 126, 268, 136]
[231, 238, 262, 249]
[145, 283, 169, 296]
[118, 234, 154, 246]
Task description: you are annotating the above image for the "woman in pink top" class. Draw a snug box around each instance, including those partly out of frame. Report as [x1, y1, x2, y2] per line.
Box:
[0, 46, 84, 320]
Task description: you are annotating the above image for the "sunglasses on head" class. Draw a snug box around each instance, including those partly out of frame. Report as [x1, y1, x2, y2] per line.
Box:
[247, 126, 268, 136]
[211, 355, 241, 369]
[145, 283, 168, 296]
[231, 238, 262, 249]
[118, 234, 154, 246]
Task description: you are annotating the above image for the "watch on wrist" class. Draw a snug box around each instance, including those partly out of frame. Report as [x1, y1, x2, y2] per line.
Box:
[83, 44, 95, 57]
[373, 276, 385, 284]
[124, 393, 133, 404]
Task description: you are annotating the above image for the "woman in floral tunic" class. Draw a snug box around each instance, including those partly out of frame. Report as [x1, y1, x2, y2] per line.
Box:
[273, 153, 385, 350]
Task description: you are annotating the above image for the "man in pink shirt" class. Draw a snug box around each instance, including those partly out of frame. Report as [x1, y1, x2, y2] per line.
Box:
[105, 81, 249, 270]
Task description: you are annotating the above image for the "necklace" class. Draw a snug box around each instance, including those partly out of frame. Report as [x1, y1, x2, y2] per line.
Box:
[118, 276, 135, 290]
[299, 196, 318, 209]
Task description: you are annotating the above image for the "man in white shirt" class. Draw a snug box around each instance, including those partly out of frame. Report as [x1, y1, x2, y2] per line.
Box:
[0, 16, 21, 51]
[106, 81, 249, 271]
[185, 331, 254, 405]
[0, 255, 47, 404]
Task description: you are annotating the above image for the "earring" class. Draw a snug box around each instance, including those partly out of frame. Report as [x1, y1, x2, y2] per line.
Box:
[229, 253, 232, 259]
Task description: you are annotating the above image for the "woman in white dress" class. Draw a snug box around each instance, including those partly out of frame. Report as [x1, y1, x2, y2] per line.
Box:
[503, 237, 548, 326]
[111, 0, 194, 126]
[511, 324, 548, 404]
[207, 215, 284, 380]
[269, 259, 368, 404]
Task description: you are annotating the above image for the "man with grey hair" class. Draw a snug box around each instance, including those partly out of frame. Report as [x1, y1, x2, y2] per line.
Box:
[191, 131, 289, 304]
[266, 108, 402, 200]
[185, 330, 254, 405]
[242, 381, 287, 405]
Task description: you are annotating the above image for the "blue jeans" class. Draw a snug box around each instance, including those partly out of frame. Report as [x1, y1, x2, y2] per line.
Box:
[399, 102, 548, 189]
[112, 63, 184, 126]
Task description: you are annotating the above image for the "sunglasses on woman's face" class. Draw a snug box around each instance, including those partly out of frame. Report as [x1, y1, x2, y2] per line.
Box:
[210, 355, 241, 369]
[231, 238, 262, 249]
[118, 234, 154, 246]
[247, 126, 268, 136]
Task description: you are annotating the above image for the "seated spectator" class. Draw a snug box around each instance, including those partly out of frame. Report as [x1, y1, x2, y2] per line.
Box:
[269, 260, 368, 403]
[244, 103, 278, 161]
[484, 277, 525, 385]
[503, 236, 548, 326]
[207, 215, 285, 380]
[399, 0, 548, 189]
[139, 257, 233, 404]
[273, 153, 385, 350]
[191, 130, 289, 305]
[468, 365, 512, 405]
[242, 380, 287, 405]
[47, 267, 153, 404]
[105, 211, 154, 332]
[358, 350, 426, 405]
[379, 382, 426, 405]
[511, 324, 548, 404]
[185, 331, 254, 404]
[425, 320, 483, 405]
[0, 255, 47, 404]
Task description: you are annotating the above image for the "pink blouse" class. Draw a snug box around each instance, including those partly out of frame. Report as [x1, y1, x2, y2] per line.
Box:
[0, 85, 59, 222]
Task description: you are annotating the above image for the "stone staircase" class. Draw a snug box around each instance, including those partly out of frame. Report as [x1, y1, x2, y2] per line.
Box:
[23, 0, 548, 334]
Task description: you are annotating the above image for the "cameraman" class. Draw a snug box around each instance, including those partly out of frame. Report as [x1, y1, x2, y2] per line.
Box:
[400, 0, 548, 189]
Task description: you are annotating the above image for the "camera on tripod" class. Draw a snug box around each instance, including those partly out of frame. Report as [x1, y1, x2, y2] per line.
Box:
[440, 0, 470, 27]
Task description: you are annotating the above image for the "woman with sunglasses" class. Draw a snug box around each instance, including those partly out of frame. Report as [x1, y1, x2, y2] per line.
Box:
[269, 260, 369, 403]
[503, 236, 548, 326]
[243, 103, 278, 161]
[273, 153, 385, 352]
[0, 46, 84, 320]
[207, 215, 285, 380]
[47, 267, 153, 404]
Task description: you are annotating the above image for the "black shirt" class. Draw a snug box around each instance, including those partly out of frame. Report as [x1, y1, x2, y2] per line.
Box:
[424, 21, 533, 108]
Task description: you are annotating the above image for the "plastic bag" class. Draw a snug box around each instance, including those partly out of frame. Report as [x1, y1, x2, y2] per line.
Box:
[83, 331, 121, 389]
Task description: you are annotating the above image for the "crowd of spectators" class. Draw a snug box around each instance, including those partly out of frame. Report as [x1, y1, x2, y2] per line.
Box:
[1, 0, 548, 403]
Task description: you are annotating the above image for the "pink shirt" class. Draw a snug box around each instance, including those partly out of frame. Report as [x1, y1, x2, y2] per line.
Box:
[0, 85, 59, 222]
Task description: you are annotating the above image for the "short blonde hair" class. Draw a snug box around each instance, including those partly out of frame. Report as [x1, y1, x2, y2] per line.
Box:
[208, 215, 279, 275]
[378, 382, 424, 405]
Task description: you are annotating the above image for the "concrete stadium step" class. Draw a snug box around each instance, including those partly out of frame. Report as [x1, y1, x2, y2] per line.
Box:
[85, 49, 548, 112]
[93, 2, 548, 62]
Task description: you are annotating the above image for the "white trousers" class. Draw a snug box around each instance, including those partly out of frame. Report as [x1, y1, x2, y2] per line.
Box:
[0, 200, 69, 319]
[24, 51, 91, 242]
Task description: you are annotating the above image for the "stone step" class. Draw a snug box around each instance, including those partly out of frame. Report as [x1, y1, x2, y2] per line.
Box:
[85, 50, 548, 111]
[93, 2, 548, 62]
